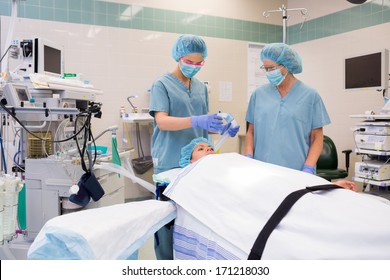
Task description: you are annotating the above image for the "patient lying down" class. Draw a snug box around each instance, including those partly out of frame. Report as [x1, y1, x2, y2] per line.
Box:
[163, 137, 390, 260]
[179, 137, 357, 191]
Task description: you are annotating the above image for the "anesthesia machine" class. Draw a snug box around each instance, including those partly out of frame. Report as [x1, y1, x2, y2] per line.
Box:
[0, 36, 126, 258]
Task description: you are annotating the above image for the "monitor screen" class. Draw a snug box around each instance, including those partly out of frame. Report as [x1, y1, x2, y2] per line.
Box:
[34, 38, 64, 77]
[43, 45, 62, 75]
[16, 87, 29, 101]
[345, 52, 382, 89]
[3, 84, 33, 107]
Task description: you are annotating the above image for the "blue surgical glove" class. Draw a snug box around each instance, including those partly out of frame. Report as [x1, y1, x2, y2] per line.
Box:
[245, 154, 253, 159]
[221, 123, 240, 137]
[190, 113, 223, 132]
[302, 164, 315, 174]
[228, 125, 240, 137]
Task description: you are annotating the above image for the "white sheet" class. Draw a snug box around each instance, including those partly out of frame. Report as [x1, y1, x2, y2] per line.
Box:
[164, 153, 390, 259]
[27, 200, 176, 260]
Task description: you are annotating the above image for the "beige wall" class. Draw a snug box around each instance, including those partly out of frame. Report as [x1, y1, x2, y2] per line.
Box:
[1, 16, 258, 153]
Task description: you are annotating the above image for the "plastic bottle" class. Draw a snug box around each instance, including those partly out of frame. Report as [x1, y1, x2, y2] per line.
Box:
[120, 106, 126, 118]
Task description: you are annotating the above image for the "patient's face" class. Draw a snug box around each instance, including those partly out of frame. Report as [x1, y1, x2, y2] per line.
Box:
[190, 142, 215, 163]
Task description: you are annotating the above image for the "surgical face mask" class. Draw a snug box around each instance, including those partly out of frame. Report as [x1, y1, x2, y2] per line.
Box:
[179, 61, 202, 78]
[266, 68, 287, 86]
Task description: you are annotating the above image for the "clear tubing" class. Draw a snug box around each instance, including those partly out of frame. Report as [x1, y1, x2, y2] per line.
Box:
[214, 132, 229, 151]
[214, 119, 238, 151]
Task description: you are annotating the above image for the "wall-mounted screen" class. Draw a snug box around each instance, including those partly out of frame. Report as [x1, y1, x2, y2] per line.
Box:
[344, 49, 388, 92]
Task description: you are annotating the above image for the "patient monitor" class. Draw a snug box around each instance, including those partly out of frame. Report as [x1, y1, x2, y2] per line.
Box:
[3, 83, 34, 107]
[355, 161, 390, 181]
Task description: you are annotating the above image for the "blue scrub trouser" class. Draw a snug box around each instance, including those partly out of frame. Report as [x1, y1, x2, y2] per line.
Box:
[154, 225, 173, 260]
[154, 183, 174, 260]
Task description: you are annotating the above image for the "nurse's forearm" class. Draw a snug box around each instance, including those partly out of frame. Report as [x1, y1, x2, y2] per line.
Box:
[305, 149, 321, 167]
[305, 129, 323, 167]
[156, 115, 192, 131]
[245, 124, 254, 155]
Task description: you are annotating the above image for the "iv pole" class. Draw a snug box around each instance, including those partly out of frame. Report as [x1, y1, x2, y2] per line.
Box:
[263, 4, 308, 44]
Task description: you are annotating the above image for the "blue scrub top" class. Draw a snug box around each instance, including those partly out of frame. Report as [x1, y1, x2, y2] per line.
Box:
[245, 80, 330, 170]
[149, 73, 209, 174]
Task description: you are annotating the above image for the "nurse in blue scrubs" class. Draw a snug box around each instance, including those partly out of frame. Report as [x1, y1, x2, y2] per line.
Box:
[149, 34, 239, 260]
[245, 43, 330, 174]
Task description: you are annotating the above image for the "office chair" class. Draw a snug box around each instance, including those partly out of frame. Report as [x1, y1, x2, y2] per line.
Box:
[316, 135, 352, 181]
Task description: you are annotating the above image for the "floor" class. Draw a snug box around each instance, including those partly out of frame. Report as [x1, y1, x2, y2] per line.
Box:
[138, 235, 156, 260]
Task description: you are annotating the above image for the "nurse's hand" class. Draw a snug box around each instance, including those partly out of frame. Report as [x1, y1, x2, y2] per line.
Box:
[221, 123, 240, 137]
[190, 113, 223, 132]
[301, 164, 315, 174]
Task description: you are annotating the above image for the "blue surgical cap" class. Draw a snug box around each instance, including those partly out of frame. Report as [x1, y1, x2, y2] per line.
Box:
[260, 43, 302, 74]
[179, 137, 213, 168]
[172, 34, 208, 62]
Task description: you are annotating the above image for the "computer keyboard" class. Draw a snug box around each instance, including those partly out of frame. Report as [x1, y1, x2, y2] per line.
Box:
[30, 73, 85, 86]
[29, 73, 102, 94]
[47, 76, 84, 87]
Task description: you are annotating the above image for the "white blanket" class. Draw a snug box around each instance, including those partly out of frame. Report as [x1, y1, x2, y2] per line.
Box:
[164, 153, 390, 259]
[27, 200, 176, 259]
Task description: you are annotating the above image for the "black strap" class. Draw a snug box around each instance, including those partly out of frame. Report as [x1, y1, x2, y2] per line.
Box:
[247, 184, 342, 260]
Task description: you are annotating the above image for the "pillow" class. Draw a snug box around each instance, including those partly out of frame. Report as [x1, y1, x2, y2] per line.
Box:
[152, 168, 182, 184]
[27, 200, 176, 260]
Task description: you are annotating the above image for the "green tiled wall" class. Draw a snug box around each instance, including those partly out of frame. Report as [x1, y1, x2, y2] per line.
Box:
[0, 0, 389, 44]
[0, 0, 281, 43]
[288, 2, 390, 44]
